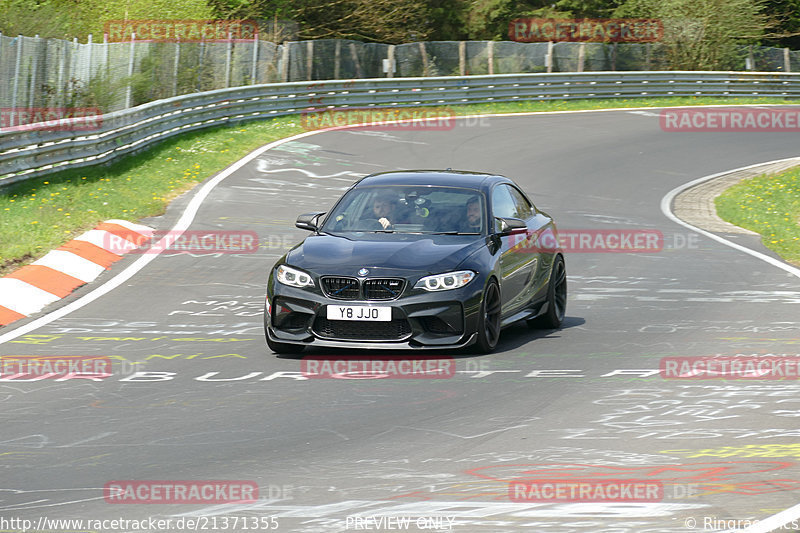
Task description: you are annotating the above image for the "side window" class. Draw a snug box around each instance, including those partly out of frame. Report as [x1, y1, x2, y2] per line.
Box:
[491, 185, 518, 219]
[508, 186, 533, 219]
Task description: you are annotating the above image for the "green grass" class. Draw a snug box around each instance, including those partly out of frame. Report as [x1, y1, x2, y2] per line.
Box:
[716, 167, 800, 266]
[1, 95, 796, 276]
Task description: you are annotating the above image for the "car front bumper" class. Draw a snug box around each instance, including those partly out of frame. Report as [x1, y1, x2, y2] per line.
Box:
[266, 283, 484, 350]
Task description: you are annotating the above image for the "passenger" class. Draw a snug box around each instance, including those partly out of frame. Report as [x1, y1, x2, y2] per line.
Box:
[462, 196, 483, 232]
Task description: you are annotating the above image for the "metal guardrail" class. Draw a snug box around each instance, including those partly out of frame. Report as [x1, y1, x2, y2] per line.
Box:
[2, 70, 800, 187]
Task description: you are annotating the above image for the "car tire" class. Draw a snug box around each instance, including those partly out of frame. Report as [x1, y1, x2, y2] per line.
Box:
[474, 279, 502, 354]
[528, 254, 566, 329]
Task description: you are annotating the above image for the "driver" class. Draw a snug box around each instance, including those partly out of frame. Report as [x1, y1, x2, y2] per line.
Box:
[372, 193, 398, 229]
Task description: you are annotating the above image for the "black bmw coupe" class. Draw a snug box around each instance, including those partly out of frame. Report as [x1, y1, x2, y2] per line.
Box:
[265, 170, 566, 354]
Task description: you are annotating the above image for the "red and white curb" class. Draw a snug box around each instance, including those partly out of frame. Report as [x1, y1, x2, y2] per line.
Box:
[0, 219, 154, 326]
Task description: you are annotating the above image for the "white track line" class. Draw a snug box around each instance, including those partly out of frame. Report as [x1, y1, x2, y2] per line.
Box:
[0, 128, 325, 345]
[661, 157, 800, 280]
[0, 104, 799, 531]
[2, 104, 799, 346]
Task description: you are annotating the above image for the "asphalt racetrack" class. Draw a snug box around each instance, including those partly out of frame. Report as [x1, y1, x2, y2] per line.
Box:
[1, 108, 800, 533]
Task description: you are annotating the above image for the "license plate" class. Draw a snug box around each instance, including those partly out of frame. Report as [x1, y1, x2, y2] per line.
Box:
[327, 305, 391, 321]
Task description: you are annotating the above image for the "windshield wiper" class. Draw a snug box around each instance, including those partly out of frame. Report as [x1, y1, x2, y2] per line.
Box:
[369, 229, 396, 233]
[428, 231, 481, 235]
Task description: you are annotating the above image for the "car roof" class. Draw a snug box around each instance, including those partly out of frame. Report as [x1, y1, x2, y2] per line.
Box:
[355, 170, 512, 191]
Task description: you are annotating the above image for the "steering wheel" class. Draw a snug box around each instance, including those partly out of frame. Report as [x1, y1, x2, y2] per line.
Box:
[358, 219, 385, 231]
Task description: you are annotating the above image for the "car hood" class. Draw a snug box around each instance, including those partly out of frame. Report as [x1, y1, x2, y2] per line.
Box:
[287, 233, 486, 275]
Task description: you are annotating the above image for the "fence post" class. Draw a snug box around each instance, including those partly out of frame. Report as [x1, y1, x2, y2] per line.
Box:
[12, 35, 22, 115]
[546, 41, 553, 73]
[280, 42, 290, 82]
[173, 40, 180, 96]
[251, 32, 259, 84]
[0, 33, 3, 108]
[487, 40, 494, 75]
[350, 42, 363, 78]
[646, 42, 651, 70]
[125, 33, 135, 108]
[459, 41, 466, 76]
[577, 42, 585, 72]
[419, 41, 429, 76]
[611, 42, 617, 71]
[784, 47, 791, 72]
[86, 33, 93, 83]
[306, 40, 313, 81]
[198, 37, 205, 91]
[386, 44, 395, 78]
[225, 32, 233, 88]
[58, 39, 67, 109]
[334, 40, 341, 79]
[102, 32, 109, 96]
[29, 35, 39, 109]
[747, 45, 754, 71]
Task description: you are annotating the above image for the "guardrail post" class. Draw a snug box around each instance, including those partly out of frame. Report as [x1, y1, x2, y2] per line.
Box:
[577, 42, 585, 72]
[487, 40, 494, 75]
[306, 40, 313, 80]
[459, 41, 466, 76]
[125, 33, 135, 108]
[785, 47, 791, 72]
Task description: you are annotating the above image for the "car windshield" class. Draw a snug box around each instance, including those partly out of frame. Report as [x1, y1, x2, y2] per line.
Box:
[321, 186, 486, 235]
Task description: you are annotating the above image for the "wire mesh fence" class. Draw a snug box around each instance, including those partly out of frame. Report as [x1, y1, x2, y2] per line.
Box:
[1, 33, 799, 116]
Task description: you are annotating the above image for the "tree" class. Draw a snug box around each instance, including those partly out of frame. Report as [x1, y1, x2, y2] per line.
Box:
[0, 0, 217, 40]
[613, 0, 771, 69]
[0, 0, 74, 38]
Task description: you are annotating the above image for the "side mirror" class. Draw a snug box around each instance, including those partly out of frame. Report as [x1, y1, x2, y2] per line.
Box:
[296, 212, 326, 231]
[495, 217, 526, 235]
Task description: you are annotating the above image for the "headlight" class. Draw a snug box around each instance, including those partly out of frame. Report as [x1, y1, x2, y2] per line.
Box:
[276, 265, 314, 288]
[414, 270, 475, 291]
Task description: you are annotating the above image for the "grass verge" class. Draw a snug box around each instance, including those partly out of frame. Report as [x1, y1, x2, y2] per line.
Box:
[716, 167, 800, 266]
[1, 95, 796, 276]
